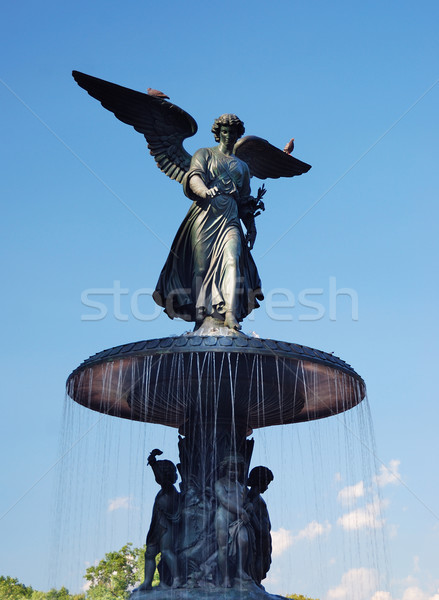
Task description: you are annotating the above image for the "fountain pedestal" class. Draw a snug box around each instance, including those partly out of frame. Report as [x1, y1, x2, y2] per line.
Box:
[67, 334, 365, 594]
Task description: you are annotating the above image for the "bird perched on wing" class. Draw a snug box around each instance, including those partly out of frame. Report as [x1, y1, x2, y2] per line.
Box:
[147, 87, 170, 100]
[283, 138, 295, 154]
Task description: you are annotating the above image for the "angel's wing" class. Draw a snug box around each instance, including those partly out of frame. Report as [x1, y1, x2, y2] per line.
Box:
[234, 135, 311, 180]
[72, 71, 197, 183]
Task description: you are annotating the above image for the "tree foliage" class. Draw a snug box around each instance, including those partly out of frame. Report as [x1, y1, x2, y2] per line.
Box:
[0, 576, 33, 599]
[1, 543, 158, 599]
[84, 543, 148, 600]
[285, 595, 320, 600]
[0, 577, 85, 600]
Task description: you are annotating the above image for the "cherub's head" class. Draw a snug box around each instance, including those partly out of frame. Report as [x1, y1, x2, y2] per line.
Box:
[154, 459, 178, 486]
[248, 466, 274, 494]
[211, 114, 245, 142]
[219, 454, 245, 481]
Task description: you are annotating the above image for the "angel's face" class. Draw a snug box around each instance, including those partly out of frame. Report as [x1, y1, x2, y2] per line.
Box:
[219, 125, 239, 151]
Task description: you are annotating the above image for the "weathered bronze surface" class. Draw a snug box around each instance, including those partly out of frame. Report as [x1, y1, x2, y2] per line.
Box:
[69, 71, 364, 597]
[72, 72, 311, 331]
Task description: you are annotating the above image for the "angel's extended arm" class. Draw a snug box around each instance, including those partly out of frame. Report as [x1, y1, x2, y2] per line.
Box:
[189, 176, 219, 200]
[183, 148, 220, 201]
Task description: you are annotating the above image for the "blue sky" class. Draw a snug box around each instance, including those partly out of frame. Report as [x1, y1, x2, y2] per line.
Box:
[1, 1, 438, 598]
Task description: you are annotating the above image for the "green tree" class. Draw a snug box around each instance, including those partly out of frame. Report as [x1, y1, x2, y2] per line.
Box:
[0, 575, 33, 599]
[30, 588, 85, 600]
[285, 595, 320, 600]
[85, 543, 150, 600]
[46, 587, 75, 600]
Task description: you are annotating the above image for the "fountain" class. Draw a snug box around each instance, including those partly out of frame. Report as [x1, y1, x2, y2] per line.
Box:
[67, 71, 366, 599]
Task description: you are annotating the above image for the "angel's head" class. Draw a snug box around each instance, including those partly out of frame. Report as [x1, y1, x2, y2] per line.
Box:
[211, 114, 245, 142]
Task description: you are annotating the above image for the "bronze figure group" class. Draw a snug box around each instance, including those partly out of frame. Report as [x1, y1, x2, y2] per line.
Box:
[138, 450, 273, 591]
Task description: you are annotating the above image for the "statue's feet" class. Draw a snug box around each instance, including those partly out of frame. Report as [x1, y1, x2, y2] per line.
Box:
[224, 311, 241, 331]
[223, 577, 232, 588]
[135, 582, 153, 592]
[171, 576, 182, 588]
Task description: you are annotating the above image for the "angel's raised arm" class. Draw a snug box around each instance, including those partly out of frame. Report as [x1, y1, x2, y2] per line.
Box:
[72, 71, 198, 183]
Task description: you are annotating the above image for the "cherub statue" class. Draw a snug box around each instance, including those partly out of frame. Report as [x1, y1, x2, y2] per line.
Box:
[72, 71, 311, 331]
[214, 455, 255, 587]
[137, 449, 181, 591]
[247, 466, 274, 585]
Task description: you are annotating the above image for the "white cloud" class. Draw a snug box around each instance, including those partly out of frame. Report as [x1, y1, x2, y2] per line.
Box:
[374, 459, 401, 487]
[402, 576, 419, 587]
[338, 497, 388, 531]
[371, 592, 393, 600]
[327, 567, 379, 600]
[293, 520, 332, 542]
[271, 528, 294, 557]
[338, 481, 365, 506]
[271, 521, 331, 557]
[335, 472, 342, 482]
[108, 496, 132, 512]
[402, 587, 428, 600]
[368, 579, 439, 600]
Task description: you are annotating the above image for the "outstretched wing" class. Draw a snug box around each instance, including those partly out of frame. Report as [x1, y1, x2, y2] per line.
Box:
[72, 71, 197, 183]
[234, 135, 311, 180]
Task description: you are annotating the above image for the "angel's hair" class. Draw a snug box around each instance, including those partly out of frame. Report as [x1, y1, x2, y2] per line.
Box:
[211, 114, 245, 142]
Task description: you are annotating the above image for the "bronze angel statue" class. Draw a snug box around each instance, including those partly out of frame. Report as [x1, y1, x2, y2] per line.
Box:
[72, 71, 311, 332]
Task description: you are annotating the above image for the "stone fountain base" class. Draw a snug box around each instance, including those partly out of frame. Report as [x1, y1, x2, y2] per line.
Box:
[130, 581, 287, 600]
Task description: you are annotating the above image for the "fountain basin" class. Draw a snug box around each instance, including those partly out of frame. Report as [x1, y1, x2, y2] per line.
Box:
[67, 335, 365, 429]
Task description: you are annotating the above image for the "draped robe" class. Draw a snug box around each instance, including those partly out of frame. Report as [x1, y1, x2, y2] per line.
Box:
[153, 146, 263, 322]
